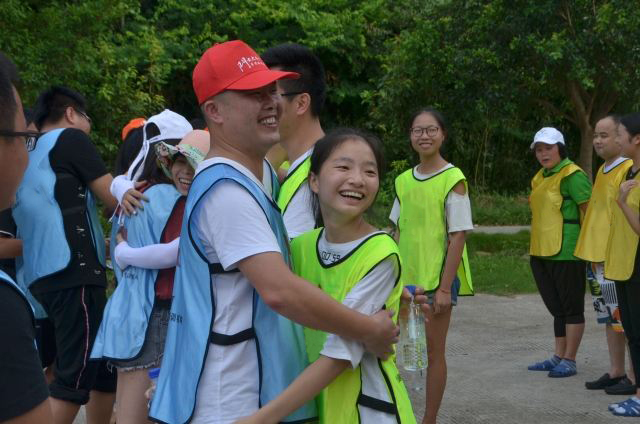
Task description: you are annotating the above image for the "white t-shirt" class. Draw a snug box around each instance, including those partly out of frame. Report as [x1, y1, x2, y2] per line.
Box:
[389, 164, 474, 233]
[603, 156, 628, 173]
[282, 148, 315, 238]
[316, 230, 401, 423]
[190, 157, 281, 424]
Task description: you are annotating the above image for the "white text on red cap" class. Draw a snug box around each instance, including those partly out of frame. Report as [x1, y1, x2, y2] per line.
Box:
[237, 56, 264, 72]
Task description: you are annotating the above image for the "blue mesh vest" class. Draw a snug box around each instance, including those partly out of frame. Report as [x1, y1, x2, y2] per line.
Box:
[149, 162, 317, 424]
[12, 129, 106, 289]
[91, 184, 181, 361]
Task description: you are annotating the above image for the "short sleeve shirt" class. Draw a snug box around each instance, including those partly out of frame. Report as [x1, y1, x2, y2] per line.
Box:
[543, 158, 592, 260]
[29, 128, 109, 294]
[0, 209, 17, 280]
[0, 283, 49, 421]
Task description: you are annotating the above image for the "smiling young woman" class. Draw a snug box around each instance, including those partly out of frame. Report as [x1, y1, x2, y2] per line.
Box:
[389, 107, 474, 424]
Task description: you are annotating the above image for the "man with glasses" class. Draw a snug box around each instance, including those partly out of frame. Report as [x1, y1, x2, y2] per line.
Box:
[12, 85, 118, 424]
[0, 51, 53, 424]
[261, 43, 326, 238]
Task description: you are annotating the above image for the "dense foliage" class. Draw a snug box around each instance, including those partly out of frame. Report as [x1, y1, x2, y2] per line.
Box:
[3, 0, 639, 193]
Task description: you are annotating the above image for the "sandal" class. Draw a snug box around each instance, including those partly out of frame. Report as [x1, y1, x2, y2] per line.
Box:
[612, 398, 640, 417]
[527, 358, 558, 371]
[548, 360, 577, 378]
[609, 398, 635, 412]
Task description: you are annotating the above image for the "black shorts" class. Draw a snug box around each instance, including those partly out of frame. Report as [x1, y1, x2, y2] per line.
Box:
[35, 318, 56, 368]
[34, 285, 116, 405]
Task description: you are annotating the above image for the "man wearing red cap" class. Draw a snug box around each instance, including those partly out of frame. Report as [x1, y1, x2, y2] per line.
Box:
[150, 40, 399, 424]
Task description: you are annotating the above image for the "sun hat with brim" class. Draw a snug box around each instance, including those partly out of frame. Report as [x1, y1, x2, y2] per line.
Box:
[530, 127, 565, 149]
[155, 130, 210, 179]
[126, 109, 193, 181]
[193, 40, 299, 104]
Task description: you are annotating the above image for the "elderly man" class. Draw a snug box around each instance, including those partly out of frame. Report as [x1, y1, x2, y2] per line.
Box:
[150, 40, 399, 424]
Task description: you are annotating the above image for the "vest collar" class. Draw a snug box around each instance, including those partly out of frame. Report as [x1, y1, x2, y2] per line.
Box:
[542, 158, 572, 177]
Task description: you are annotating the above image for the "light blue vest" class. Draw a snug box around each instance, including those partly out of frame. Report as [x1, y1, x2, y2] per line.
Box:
[149, 163, 317, 424]
[0, 269, 33, 318]
[12, 129, 106, 289]
[91, 184, 181, 361]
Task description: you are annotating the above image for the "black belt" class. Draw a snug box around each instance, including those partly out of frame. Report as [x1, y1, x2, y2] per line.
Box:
[209, 328, 255, 345]
[209, 263, 241, 274]
[563, 219, 580, 225]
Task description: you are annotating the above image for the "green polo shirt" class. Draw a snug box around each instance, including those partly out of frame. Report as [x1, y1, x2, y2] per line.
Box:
[542, 158, 592, 260]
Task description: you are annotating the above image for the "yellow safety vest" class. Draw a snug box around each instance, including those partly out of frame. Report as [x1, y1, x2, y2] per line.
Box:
[277, 156, 311, 214]
[605, 169, 640, 281]
[291, 229, 416, 424]
[529, 162, 583, 257]
[575, 159, 632, 262]
[394, 167, 473, 294]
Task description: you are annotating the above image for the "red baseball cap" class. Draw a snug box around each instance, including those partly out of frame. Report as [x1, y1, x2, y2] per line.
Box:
[193, 40, 299, 104]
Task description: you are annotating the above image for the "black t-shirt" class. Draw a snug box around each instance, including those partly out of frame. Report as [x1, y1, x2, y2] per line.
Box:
[0, 282, 49, 421]
[29, 128, 109, 294]
[0, 208, 17, 280]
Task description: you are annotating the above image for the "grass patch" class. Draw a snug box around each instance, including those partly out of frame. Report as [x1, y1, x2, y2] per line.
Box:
[466, 231, 537, 296]
[470, 191, 530, 226]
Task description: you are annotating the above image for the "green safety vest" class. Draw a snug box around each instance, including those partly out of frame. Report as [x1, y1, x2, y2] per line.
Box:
[291, 228, 416, 424]
[277, 156, 311, 214]
[394, 167, 473, 294]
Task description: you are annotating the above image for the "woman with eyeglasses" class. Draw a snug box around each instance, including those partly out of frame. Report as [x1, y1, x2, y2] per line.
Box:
[389, 107, 474, 424]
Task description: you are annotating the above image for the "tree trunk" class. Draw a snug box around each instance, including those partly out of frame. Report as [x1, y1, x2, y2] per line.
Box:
[577, 124, 594, 180]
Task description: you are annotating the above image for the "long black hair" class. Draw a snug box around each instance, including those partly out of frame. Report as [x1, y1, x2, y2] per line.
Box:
[309, 128, 385, 227]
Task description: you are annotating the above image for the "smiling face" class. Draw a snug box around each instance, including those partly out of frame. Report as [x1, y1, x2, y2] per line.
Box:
[170, 155, 194, 195]
[211, 82, 283, 155]
[534, 142, 562, 169]
[410, 112, 445, 158]
[309, 138, 379, 224]
[593, 117, 622, 161]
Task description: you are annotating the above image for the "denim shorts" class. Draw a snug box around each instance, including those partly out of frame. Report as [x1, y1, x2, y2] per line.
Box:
[425, 277, 461, 306]
[110, 301, 171, 371]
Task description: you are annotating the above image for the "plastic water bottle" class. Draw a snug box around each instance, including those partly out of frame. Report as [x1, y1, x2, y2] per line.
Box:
[398, 285, 427, 371]
[147, 367, 160, 407]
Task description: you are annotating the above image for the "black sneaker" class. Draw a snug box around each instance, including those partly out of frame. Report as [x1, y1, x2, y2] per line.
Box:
[585, 373, 625, 390]
[605, 377, 636, 395]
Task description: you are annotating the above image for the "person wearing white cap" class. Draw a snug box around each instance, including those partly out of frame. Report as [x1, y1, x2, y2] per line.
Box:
[91, 124, 202, 424]
[527, 126, 592, 378]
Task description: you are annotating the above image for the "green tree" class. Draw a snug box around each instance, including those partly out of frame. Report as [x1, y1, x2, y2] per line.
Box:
[372, 0, 640, 185]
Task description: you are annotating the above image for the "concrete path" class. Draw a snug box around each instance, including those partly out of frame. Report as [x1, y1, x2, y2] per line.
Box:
[473, 225, 530, 234]
[402, 293, 632, 423]
[75, 292, 629, 424]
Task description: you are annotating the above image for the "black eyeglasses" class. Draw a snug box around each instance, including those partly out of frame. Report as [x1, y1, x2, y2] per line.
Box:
[281, 91, 305, 97]
[0, 130, 41, 151]
[410, 126, 439, 137]
[75, 108, 92, 125]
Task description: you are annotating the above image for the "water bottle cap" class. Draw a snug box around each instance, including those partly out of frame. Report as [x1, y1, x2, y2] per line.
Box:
[405, 285, 417, 296]
[148, 367, 161, 379]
